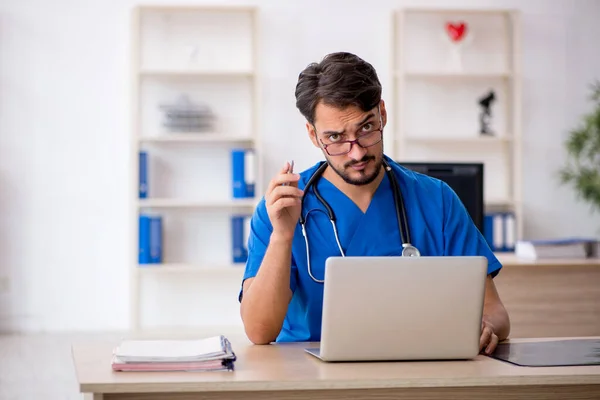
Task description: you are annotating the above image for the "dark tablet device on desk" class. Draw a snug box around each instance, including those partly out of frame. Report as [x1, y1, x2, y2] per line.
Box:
[491, 338, 600, 367]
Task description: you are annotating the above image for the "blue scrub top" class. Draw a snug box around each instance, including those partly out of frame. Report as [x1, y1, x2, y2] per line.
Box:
[240, 154, 502, 343]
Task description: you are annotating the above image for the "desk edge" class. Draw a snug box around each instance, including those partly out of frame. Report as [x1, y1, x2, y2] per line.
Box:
[79, 374, 600, 394]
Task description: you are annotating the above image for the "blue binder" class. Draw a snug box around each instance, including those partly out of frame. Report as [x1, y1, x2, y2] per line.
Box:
[149, 216, 162, 263]
[139, 214, 162, 265]
[138, 215, 151, 264]
[231, 149, 255, 198]
[139, 151, 148, 199]
[484, 212, 516, 252]
[231, 215, 248, 263]
[231, 149, 246, 198]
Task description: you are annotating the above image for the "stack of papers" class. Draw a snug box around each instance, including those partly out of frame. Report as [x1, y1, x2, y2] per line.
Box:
[111, 335, 236, 372]
[515, 238, 598, 260]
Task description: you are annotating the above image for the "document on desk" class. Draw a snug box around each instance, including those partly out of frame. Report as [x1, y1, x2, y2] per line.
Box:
[111, 335, 236, 371]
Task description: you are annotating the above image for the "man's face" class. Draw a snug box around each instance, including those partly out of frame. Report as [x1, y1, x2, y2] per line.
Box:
[308, 101, 386, 186]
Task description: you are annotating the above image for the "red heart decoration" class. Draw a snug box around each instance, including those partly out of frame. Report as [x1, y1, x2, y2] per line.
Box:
[446, 21, 467, 42]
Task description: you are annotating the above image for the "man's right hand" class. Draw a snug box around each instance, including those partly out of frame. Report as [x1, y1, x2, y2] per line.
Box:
[265, 162, 303, 241]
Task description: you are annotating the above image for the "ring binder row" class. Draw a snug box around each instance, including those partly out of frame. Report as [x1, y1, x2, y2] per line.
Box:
[137, 213, 252, 266]
[483, 212, 516, 252]
[138, 149, 256, 199]
[136, 150, 255, 266]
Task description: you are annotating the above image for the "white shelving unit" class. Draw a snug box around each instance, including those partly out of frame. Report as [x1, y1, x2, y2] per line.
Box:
[130, 5, 261, 331]
[391, 7, 523, 240]
[138, 198, 259, 210]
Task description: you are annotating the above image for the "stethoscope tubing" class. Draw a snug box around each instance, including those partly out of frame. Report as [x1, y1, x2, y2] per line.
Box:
[299, 159, 420, 283]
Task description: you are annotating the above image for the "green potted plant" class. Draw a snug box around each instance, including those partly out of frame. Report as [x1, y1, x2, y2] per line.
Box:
[558, 80, 600, 215]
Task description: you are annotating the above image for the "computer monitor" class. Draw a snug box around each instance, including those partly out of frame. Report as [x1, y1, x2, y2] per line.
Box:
[398, 162, 484, 234]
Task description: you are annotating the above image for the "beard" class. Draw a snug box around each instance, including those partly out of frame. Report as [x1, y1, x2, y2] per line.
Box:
[327, 154, 383, 186]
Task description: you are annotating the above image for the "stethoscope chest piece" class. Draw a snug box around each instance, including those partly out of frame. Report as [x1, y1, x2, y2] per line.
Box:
[401, 244, 420, 257]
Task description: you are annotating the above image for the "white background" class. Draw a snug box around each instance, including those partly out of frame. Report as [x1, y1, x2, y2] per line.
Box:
[0, 0, 599, 332]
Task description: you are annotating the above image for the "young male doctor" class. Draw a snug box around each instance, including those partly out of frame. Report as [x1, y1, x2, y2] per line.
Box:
[239, 52, 510, 353]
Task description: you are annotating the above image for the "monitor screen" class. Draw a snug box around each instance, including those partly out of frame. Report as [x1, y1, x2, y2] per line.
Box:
[397, 162, 484, 234]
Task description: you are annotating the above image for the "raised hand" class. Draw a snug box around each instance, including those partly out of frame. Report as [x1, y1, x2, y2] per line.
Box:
[265, 162, 303, 241]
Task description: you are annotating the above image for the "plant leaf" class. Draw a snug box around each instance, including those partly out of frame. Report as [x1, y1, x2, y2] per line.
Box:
[565, 127, 589, 159]
[559, 80, 600, 214]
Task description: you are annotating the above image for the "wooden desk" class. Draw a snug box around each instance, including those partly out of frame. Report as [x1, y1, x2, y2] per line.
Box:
[493, 254, 600, 338]
[73, 337, 600, 400]
[495, 253, 600, 268]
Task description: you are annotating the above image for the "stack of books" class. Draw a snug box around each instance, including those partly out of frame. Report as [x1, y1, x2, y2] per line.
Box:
[111, 335, 236, 372]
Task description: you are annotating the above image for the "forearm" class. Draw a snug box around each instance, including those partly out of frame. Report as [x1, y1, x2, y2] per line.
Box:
[483, 301, 510, 340]
[240, 235, 294, 344]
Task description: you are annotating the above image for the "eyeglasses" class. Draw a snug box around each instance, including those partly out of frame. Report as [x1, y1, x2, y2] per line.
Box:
[319, 129, 383, 156]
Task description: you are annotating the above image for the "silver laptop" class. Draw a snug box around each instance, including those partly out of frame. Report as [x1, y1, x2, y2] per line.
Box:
[305, 256, 488, 362]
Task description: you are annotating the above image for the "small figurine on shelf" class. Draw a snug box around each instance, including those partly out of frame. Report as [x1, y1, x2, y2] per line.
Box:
[159, 94, 216, 132]
[478, 90, 496, 136]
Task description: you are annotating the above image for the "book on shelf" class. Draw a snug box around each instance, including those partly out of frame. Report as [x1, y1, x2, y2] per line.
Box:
[231, 214, 252, 264]
[139, 151, 148, 198]
[139, 214, 163, 265]
[514, 237, 600, 260]
[231, 148, 255, 198]
[111, 335, 236, 372]
[484, 211, 516, 252]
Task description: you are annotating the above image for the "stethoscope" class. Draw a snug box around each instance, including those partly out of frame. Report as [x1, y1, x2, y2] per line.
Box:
[299, 158, 421, 283]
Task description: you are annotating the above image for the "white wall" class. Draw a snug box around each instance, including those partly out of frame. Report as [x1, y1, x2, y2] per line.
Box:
[0, 0, 598, 332]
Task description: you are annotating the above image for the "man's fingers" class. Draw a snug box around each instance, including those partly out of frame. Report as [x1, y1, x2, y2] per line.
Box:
[267, 186, 304, 205]
[479, 326, 492, 351]
[267, 173, 301, 194]
[485, 334, 499, 355]
[270, 197, 301, 213]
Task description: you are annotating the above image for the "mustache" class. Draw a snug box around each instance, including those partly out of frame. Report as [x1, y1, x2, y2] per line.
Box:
[345, 155, 375, 168]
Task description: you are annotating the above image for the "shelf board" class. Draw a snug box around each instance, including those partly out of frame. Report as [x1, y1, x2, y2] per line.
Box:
[138, 5, 257, 12]
[139, 68, 253, 78]
[400, 7, 515, 15]
[139, 133, 255, 144]
[405, 136, 512, 145]
[486, 199, 516, 208]
[399, 71, 512, 80]
[137, 263, 246, 274]
[138, 198, 258, 209]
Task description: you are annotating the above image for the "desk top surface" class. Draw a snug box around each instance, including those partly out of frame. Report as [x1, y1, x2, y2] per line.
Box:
[72, 336, 600, 394]
[495, 253, 600, 267]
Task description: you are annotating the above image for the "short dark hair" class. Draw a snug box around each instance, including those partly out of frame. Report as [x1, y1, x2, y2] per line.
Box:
[295, 52, 382, 125]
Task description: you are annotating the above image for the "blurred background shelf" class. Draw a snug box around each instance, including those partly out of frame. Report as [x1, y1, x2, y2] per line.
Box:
[392, 7, 523, 242]
[131, 4, 261, 332]
[140, 69, 254, 77]
[401, 71, 513, 79]
[139, 133, 255, 144]
[138, 198, 259, 209]
[404, 136, 513, 145]
[137, 263, 246, 275]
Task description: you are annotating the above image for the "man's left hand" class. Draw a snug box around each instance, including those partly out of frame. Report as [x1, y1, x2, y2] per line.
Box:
[480, 319, 498, 355]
